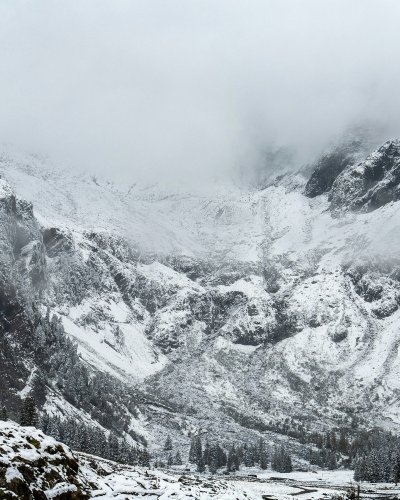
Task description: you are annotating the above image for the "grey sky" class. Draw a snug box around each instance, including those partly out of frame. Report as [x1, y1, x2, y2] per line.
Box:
[1, 1, 400, 186]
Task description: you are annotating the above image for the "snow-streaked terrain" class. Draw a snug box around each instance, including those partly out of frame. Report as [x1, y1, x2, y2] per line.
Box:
[3, 140, 400, 451]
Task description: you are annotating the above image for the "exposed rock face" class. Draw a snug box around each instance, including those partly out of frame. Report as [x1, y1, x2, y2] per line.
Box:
[43, 228, 73, 258]
[304, 146, 356, 198]
[330, 140, 400, 212]
[0, 179, 46, 416]
[304, 129, 379, 198]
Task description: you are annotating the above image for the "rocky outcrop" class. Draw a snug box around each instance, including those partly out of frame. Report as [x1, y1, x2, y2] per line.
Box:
[304, 130, 377, 198]
[305, 138, 400, 213]
[0, 421, 90, 499]
[304, 146, 356, 198]
[329, 140, 400, 212]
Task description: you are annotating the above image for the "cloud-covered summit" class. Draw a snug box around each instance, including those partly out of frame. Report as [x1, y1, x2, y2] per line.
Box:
[1, 1, 400, 186]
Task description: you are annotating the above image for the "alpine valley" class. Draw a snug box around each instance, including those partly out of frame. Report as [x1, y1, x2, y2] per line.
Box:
[2, 135, 400, 496]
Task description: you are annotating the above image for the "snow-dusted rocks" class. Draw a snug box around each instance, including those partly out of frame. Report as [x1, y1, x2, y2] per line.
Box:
[330, 140, 400, 212]
[0, 421, 88, 499]
[304, 145, 357, 198]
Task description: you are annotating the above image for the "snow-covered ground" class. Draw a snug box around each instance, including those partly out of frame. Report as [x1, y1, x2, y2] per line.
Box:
[78, 459, 400, 499]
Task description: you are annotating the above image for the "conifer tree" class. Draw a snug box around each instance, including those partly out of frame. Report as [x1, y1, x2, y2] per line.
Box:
[174, 451, 182, 466]
[260, 449, 269, 470]
[140, 449, 151, 468]
[203, 439, 210, 465]
[338, 430, 348, 454]
[20, 397, 38, 427]
[327, 450, 337, 470]
[354, 456, 365, 482]
[227, 445, 240, 472]
[0, 406, 7, 421]
[189, 436, 197, 463]
[258, 438, 269, 469]
[325, 432, 332, 449]
[209, 444, 219, 474]
[164, 435, 173, 451]
[244, 445, 254, 467]
[47, 417, 61, 440]
[197, 455, 205, 473]
[217, 443, 227, 467]
[272, 446, 292, 473]
[391, 452, 400, 485]
[195, 436, 203, 464]
[331, 431, 337, 451]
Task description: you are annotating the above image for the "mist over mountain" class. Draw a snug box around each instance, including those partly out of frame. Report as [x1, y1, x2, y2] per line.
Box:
[1, 1, 400, 188]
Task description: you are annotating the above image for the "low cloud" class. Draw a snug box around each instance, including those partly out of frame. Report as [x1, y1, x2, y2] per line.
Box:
[1, 0, 400, 186]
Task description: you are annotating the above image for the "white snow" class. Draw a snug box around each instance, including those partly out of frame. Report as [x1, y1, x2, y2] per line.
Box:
[0, 177, 13, 199]
[60, 314, 166, 380]
[46, 483, 77, 498]
[5, 466, 24, 482]
[18, 367, 38, 398]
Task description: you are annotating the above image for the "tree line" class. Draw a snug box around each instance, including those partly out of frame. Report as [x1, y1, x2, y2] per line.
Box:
[158, 434, 292, 474]
[5, 398, 400, 481]
[0, 397, 150, 467]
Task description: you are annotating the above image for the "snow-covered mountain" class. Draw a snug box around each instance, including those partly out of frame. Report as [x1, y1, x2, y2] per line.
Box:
[2, 138, 400, 457]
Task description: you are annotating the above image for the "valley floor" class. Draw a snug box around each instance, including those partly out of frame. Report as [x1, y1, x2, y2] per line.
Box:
[78, 456, 400, 499]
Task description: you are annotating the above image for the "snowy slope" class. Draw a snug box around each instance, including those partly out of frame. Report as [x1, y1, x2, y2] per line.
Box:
[2, 140, 400, 451]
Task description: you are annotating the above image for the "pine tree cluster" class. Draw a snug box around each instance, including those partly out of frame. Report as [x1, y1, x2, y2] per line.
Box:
[40, 414, 150, 466]
[1, 303, 147, 448]
[186, 436, 271, 473]
[271, 445, 293, 472]
[305, 429, 351, 470]
[352, 430, 400, 483]
[32, 310, 144, 439]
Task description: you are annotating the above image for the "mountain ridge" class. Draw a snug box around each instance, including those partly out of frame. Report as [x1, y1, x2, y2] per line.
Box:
[2, 139, 400, 461]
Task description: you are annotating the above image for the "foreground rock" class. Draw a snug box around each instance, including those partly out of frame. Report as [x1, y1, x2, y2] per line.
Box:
[0, 421, 91, 499]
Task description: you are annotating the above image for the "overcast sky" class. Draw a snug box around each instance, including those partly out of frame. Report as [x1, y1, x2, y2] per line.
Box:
[1, 1, 400, 186]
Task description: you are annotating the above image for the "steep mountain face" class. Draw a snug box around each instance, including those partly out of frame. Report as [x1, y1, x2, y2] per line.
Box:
[0, 177, 147, 449]
[304, 141, 365, 198]
[2, 140, 400, 457]
[330, 140, 400, 212]
[304, 126, 381, 198]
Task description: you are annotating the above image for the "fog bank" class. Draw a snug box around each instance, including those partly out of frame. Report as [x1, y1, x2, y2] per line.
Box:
[1, 1, 400, 186]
